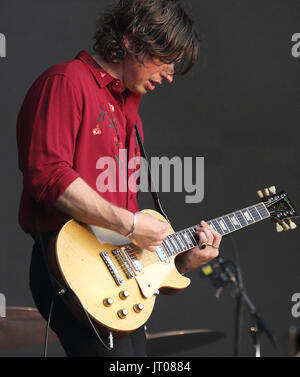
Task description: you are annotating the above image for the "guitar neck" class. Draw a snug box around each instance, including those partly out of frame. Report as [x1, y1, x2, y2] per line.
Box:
[162, 202, 270, 257]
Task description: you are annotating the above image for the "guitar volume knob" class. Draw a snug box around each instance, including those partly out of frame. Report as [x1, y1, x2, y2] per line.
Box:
[119, 290, 129, 300]
[103, 297, 114, 307]
[133, 303, 144, 313]
[118, 309, 129, 319]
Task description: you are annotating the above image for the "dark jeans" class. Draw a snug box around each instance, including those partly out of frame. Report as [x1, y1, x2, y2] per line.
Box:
[29, 232, 147, 357]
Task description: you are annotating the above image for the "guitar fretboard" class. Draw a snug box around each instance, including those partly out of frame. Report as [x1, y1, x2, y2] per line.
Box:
[162, 203, 270, 257]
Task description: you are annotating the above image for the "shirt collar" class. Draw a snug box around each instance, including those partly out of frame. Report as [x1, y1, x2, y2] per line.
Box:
[75, 50, 142, 130]
[75, 50, 120, 89]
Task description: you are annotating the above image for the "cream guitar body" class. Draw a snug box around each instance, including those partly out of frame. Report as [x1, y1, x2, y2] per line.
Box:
[47, 188, 297, 337]
[48, 209, 190, 337]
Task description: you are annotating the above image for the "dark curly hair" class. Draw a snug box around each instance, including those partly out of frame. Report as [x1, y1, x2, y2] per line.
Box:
[93, 0, 200, 75]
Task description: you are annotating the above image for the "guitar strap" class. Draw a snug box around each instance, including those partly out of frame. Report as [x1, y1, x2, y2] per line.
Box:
[135, 123, 170, 223]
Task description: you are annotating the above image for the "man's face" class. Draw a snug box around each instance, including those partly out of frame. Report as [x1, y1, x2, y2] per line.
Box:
[121, 55, 175, 95]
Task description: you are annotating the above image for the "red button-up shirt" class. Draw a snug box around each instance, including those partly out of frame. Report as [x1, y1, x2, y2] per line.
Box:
[17, 50, 144, 236]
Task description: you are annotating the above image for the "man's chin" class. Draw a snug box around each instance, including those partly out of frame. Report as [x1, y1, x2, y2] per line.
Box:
[127, 83, 148, 95]
[134, 86, 147, 95]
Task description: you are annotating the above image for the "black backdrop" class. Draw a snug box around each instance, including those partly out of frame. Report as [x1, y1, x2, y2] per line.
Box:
[0, 0, 299, 357]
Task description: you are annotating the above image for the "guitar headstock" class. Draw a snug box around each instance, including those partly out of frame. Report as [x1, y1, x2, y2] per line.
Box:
[257, 186, 298, 232]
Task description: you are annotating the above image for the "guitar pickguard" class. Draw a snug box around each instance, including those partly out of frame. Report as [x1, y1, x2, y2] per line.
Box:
[135, 260, 174, 298]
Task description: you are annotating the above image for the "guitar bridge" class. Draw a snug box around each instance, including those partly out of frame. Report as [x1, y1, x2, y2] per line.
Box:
[100, 251, 124, 286]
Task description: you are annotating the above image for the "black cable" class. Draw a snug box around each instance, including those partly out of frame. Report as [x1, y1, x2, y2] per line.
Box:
[43, 295, 54, 357]
[35, 218, 113, 355]
[228, 234, 244, 290]
[228, 234, 244, 357]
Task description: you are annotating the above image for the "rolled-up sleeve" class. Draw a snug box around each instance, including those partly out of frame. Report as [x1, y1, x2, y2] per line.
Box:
[17, 74, 82, 206]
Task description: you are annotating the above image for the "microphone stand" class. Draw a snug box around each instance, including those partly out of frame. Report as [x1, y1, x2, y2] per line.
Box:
[203, 256, 278, 357]
[219, 256, 278, 356]
[233, 264, 243, 357]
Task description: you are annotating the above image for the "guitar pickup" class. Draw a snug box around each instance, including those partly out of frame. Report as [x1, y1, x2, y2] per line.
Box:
[112, 249, 135, 279]
[100, 251, 124, 286]
[121, 246, 143, 272]
[156, 245, 168, 262]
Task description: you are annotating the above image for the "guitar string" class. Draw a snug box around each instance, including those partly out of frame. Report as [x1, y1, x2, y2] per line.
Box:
[111, 238, 191, 273]
[125, 207, 268, 259]
[114, 229, 199, 272]
[177, 204, 268, 236]
[125, 205, 268, 259]
[104, 203, 270, 274]
[108, 205, 271, 278]
[125, 230, 198, 259]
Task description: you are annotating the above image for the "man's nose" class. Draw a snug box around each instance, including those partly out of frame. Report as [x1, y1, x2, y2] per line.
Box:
[162, 64, 174, 83]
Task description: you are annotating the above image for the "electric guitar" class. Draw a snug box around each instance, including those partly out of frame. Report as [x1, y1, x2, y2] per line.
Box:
[47, 186, 297, 337]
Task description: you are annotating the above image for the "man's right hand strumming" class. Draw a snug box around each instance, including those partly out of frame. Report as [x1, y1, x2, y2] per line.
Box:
[55, 178, 169, 253]
[126, 212, 169, 253]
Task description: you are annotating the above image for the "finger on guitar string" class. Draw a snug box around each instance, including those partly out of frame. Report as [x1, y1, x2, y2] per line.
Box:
[197, 221, 222, 249]
[195, 226, 214, 245]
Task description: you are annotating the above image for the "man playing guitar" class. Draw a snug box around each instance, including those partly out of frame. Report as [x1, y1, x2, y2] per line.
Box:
[17, 0, 221, 357]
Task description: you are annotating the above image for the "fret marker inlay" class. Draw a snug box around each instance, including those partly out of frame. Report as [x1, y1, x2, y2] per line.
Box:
[230, 216, 239, 227]
[219, 220, 228, 231]
[243, 211, 252, 222]
[157, 202, 270, 258]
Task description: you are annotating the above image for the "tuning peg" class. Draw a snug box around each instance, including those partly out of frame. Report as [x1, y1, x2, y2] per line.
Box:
[257, 190, 264, 199]
[269, 186, 276, 195]
[263, 188, 270, 196]
[288, 219, 297, 230]
[281, 220, 290, 231]
[276, 222, 284, 232]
